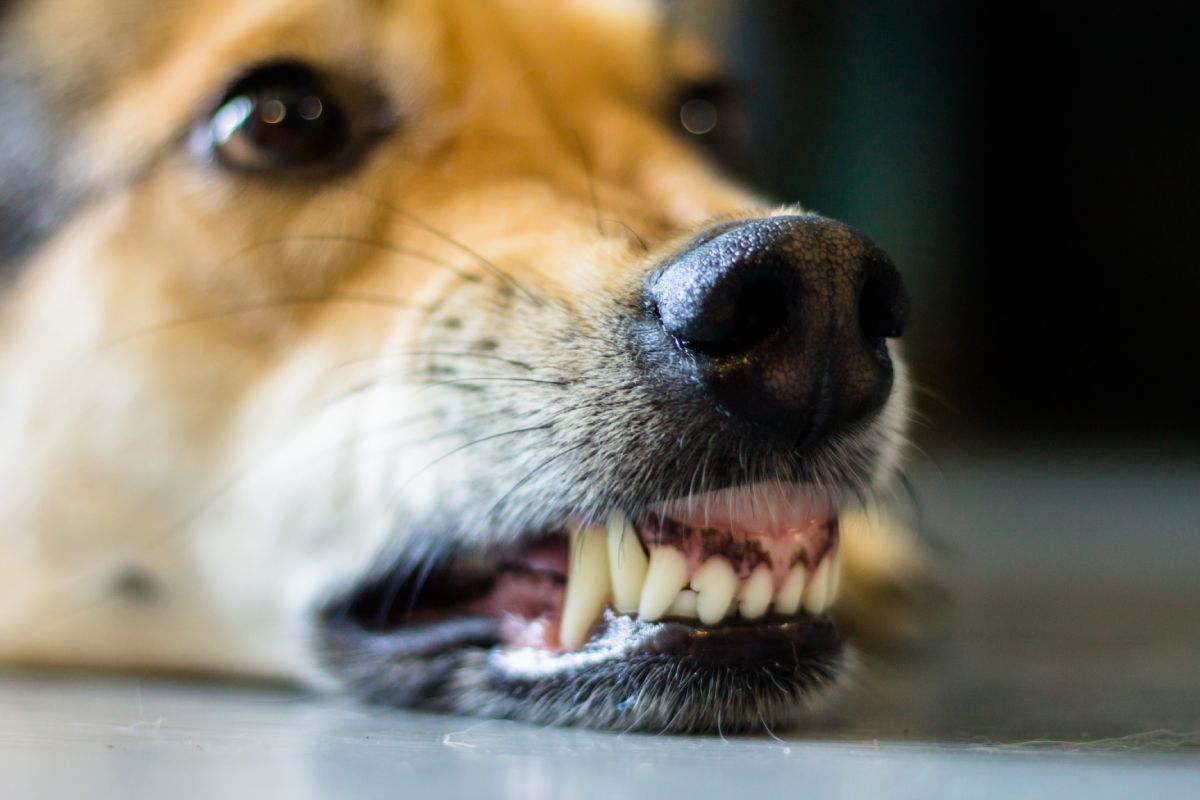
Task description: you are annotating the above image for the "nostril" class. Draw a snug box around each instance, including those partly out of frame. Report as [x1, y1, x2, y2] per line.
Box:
[858, 258, 910, 340]
[674, 274, 790, 358]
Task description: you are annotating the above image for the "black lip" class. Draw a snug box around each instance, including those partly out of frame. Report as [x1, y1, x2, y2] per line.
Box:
[478, 611, 844, 732]
[321, 604, 844, 732]
[485, 609, 841, 678]
[323, 615, 502, 661]
[321, 608, 841, 669]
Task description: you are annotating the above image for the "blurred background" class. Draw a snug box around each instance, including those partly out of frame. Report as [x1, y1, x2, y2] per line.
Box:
[677, 0, 1200, 743]
[687, 0, 1199, 445]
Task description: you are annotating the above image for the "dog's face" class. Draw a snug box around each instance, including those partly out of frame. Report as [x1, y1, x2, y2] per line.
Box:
[0, 0, 911, 732]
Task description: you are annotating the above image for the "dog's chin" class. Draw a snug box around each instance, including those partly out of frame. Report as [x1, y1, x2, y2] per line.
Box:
[317, 479, 854, 734]
[323, 610, 844, 734]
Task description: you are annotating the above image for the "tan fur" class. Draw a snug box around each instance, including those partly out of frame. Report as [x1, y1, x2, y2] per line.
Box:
[0, 0, 925, 693]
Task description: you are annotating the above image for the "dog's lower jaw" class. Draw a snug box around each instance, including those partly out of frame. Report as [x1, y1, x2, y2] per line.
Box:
[323, 611, 851, 734]
[313, 465, 899, 733]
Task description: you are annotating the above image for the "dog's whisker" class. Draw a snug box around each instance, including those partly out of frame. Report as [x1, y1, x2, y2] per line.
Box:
[412, 375, 568, 389]
[602, 218, 651, 252]
[478, 442, 587, 528]
[311, 373, 567, 419]
[218, 234, 483, 284]
[394, 423, 556, 496]
[328, 350, 537, 374]
[568, 127, 607, 239]
[94, 292, 432, 352]
[332, 185, 545, 306]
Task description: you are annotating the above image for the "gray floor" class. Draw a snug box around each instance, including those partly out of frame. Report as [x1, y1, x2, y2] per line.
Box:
[2, 448, 1198, 798]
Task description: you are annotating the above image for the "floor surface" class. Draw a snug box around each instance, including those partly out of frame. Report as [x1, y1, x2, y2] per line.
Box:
[2, 448, 1198, 798]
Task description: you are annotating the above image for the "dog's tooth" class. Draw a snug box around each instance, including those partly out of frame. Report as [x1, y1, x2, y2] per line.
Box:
[606, 510, 648, 614]
[738, 565, 774, 620]
[690, 557, 737, 625]
[559, 525, 611, 650]
[802, 559, 832, 615]
[827, 550, 842, 606]
[638, 546, 689, 622]
[774, 565, 807, 615]
[667, 589, 699, 618]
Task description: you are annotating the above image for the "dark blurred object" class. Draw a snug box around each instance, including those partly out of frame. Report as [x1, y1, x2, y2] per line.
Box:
[698, 2, 1199, 441]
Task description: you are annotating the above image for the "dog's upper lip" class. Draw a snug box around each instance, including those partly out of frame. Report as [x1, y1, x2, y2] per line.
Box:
[646, 482, 836, 534]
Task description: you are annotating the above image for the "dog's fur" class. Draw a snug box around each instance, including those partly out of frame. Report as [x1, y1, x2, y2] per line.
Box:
[0, 0, 928, 730]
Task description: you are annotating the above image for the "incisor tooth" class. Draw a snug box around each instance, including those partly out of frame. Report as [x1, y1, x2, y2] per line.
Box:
[802, 559, 832, 615]
[638, 546, 689, 621]
[691, 557, 737, 625]
[668, 589, 699, 617]
[738, 565, 773, 619]
[559, 525, 611, 650]
[774, 565, 807, 615]
[606, 510, 648, 614]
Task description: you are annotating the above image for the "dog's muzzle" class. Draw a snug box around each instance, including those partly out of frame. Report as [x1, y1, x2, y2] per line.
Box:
[319, 214, 909, 732]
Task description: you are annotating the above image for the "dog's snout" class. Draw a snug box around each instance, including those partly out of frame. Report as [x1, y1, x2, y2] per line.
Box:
[644, 215, 909, 448]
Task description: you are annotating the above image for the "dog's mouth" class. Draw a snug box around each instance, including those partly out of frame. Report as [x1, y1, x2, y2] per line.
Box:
[321, 482, 846, 731]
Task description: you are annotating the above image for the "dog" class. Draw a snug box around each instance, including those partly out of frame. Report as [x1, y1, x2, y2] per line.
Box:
[0, 0, 930, 733]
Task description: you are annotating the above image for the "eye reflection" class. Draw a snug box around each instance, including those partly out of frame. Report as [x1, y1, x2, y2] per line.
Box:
[209, 96, 254, 146]
[298, 96, 324, 121]
[260, 99, 287, 125]
[680, 98, 719, 136]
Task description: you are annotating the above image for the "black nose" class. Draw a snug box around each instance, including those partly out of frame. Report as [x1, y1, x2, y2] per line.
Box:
[644, 215, 908, 448]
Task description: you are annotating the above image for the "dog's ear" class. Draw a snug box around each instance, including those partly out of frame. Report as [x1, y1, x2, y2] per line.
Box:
[0, 3, 72, 272]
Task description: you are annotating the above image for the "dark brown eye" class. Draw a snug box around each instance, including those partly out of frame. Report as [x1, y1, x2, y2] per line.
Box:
[197, 62, 351, 173]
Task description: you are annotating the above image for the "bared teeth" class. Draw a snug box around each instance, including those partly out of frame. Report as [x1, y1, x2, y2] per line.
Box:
[827, 550, 842, 607]
[555, 514, 840, 651]
[802, 559, 832, 615]
[738, 565, 774, 620]
[638, 546, 689, 622]
[690, 557, 737, 625]
[607, 510, 648, 614]
[667, 589, 699, 618]
[559, 524, 611, 650]
[774, 566, 807, 615]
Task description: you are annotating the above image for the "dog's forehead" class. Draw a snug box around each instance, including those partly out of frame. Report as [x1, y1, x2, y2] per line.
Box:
[3, 0, 672, 109]
[0, 0, 683, 270]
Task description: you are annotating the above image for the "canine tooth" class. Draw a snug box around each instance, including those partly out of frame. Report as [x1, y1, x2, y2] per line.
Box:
[738, 565, 774, 620]
[802, 559, 832, 615]
[638, 546, 689, 622]
[774, 566, 807, 615]
[668, 589, 699, 617]
[690, 557, 737, 625]
[559, 525, 611, 650]
[827, 551, 842, 605]
[606, 510, 648, 614]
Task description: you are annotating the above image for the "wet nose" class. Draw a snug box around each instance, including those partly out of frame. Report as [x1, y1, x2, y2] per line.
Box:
[644, 215, 908, 449]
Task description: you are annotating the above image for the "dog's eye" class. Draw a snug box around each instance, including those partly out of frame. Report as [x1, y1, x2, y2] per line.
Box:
[674, 77, 748, 174]
[198, 62, 352, 173]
